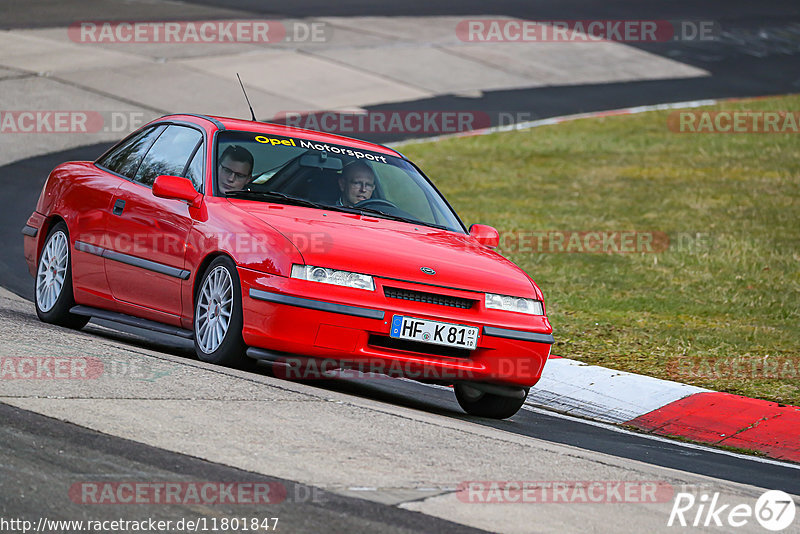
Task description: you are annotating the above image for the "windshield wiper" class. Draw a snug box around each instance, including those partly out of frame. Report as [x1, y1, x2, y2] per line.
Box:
[225, 190, 325, 209]
[341, 205, 449, 230]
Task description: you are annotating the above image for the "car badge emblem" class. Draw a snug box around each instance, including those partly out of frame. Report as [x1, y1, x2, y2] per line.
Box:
[420, 267, 436, 275]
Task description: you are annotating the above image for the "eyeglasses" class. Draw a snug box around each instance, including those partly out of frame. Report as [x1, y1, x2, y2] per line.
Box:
[348, 180, 375, 190]
[219, 163, 250, 181]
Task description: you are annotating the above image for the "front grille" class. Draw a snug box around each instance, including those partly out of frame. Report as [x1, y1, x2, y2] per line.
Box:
[368, 334, 472, 359]
[384, 286, 475, 309]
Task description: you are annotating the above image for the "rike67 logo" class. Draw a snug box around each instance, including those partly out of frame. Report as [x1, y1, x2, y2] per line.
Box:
[668, 490, 796, 531]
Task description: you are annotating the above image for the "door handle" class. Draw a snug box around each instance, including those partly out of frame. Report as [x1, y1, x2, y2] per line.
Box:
[112, 199, 126, 216]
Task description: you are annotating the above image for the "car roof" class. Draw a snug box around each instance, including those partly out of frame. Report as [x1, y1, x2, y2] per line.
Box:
[166, 113, 403, 158]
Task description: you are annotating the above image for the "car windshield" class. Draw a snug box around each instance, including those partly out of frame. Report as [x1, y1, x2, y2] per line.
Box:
[215, 130, 465, 232]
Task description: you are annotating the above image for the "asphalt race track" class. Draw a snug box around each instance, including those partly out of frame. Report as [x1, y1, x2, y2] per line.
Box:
[2, 1, 799, 533]
[0, 403, 490, 534]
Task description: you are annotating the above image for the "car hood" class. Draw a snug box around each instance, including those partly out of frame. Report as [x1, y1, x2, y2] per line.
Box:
[230, 201, 539, 297]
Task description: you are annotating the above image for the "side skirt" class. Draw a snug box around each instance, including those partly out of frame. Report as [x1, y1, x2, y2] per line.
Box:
[70, 305, 194, 339]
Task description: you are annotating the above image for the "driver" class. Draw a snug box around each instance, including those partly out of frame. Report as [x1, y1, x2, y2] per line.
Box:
[217, 145, 254, 194]
[337, 161, 376, 207]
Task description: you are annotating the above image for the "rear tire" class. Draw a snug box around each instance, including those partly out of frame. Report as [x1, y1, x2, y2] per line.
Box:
[454, 383, 528, 419]
[34, 222, 89, 330]
[193, 256, 247, 367]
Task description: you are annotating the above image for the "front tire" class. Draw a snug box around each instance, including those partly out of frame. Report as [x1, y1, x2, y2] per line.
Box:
[193, 256, 246, 366]
[454, 383, 528, 419]
[34, 222, 89, 329]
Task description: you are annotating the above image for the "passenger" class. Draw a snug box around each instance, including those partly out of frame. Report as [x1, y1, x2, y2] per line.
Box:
[337, 161, 376, 207]
[217, 145, 253, 193]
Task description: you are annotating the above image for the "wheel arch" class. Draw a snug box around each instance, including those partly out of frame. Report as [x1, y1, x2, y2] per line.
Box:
[192, 251, 238, 311]
[36, 214, 68, 262]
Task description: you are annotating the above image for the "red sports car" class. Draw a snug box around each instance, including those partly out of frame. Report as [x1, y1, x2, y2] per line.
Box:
[23, 114, 553, 419]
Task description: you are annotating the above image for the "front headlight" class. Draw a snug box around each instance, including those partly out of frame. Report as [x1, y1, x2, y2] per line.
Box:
[485, 293, 544, 315]
[291, 264, 375, 291]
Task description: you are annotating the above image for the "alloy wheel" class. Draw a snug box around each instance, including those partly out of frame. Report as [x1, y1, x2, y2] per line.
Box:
[196, 265, 234, 353]
[36, 230, 68, 313]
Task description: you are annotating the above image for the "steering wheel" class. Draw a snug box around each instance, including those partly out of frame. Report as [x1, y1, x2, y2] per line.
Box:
[354, 198, 398, 210]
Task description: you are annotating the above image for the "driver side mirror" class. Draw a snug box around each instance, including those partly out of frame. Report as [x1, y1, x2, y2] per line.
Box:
[469, 224, 500, 248]
[153, 175, 202, 208]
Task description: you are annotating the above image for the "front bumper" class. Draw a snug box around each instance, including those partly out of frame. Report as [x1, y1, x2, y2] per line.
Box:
[239, 267, 552, 388]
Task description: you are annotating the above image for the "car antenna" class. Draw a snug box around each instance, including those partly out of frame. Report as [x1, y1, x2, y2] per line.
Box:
[236, 73, 257, 122]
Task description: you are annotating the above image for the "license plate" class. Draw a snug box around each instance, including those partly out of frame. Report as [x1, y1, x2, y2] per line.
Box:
[390, 315, 479, 350]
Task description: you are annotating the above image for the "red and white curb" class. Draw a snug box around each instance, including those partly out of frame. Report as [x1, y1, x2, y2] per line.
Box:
[526, 356, 708, 424]
[527, 356, 800, 463]
[628, 392, 800, 463]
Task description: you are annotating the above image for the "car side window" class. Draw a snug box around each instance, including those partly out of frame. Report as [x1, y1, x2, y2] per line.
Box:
[96, 125, 165, 179]
[134, 125, 203, 188]
[184, 143, 205, 192]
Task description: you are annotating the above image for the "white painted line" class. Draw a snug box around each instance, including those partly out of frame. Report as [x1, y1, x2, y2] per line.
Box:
[526, 357, 708, 423]
[389, 98, 720, 148]
[422, 381, 800, 469]
[520, 405, 800, 471]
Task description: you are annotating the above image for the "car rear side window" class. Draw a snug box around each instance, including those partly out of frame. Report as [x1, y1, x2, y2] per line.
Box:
[134, 125, 203, 187]
[96, 125, 165, 179]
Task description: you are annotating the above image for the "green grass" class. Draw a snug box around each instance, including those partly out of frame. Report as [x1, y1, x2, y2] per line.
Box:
[399, 95, 800, 406]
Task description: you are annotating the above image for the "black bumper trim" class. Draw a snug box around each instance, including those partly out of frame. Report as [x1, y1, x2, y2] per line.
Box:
[482, 326, 554, 344]
[249, 288, 385, 320]
[21, 225, 38, 237]
[74, 241, 190, 280]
